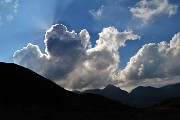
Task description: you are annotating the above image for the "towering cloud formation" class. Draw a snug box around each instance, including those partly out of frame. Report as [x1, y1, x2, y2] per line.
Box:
[121, 33, 180, 86]
[67, 27, 140, 90]
[13, 24, 140, 90]
[130, 0, 178, 23]
[14, 24, 91, 81]
[14, 24, 180, 90]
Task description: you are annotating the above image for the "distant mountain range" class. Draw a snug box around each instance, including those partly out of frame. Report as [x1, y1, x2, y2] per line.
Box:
[0, 62, 180, 120]
[76, 82, 180, 107]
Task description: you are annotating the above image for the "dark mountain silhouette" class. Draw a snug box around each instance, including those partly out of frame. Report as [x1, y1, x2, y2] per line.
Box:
[79, 82, 180, 107]
[1, 62, 180, 120]
[130, 83, 180, 107]
[134, 97, 180, 120]
[0, 62, 134, 120]
[79, 84, 130, 104]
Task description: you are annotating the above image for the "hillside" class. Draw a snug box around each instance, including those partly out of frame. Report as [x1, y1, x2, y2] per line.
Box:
[0, 62, 180, 120]
[0, 62, 133, 120]
[134, 97, 180, 120]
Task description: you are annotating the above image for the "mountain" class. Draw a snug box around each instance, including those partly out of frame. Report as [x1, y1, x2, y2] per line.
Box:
[81, 84, 130, 104]
[0, 62, 134, 120]
[130, 83, 180, 107]
[134, 97, 180, 120]
[1, 62, 180, 120]
[79, 82, 180, 107]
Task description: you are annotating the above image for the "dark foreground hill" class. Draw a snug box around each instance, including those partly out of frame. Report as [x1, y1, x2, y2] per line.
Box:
[134, 97, 180, 120]
[0, 62, 134, 120]
[0, 62, 180, 120]
[80, 82, 180, 107]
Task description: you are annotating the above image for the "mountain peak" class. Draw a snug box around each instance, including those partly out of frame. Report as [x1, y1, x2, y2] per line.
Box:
[105, 84, 118, 89]
[103, 84, 128, 95]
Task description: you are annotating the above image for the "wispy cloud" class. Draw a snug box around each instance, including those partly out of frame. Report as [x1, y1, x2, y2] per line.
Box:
[0, 0, 19, 24]
[130, 0, 178, 24]
[89, 5, 104, 20]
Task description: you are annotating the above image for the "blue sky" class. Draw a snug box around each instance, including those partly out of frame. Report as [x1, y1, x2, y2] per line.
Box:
[1, 0, 180, 90]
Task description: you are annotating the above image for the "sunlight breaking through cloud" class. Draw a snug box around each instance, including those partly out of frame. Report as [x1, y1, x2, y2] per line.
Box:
[13, 22, 180, 91]
[13, 24, 140, 90]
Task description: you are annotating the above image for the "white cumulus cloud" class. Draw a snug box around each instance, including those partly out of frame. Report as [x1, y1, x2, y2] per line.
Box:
[120, 32, 180, 87]
[13, 24, 140, 90]
[130, 0, 178, 23]
[13, 24, 180, 91]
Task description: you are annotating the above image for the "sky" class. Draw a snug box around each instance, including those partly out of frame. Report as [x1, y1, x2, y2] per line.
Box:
[0, 0, 180, 91]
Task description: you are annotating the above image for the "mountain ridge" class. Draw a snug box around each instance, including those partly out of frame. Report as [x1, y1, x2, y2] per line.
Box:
[79, 82, 180, 107]
[0, 62, 134, 120]
[1, 62, 180, 120]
